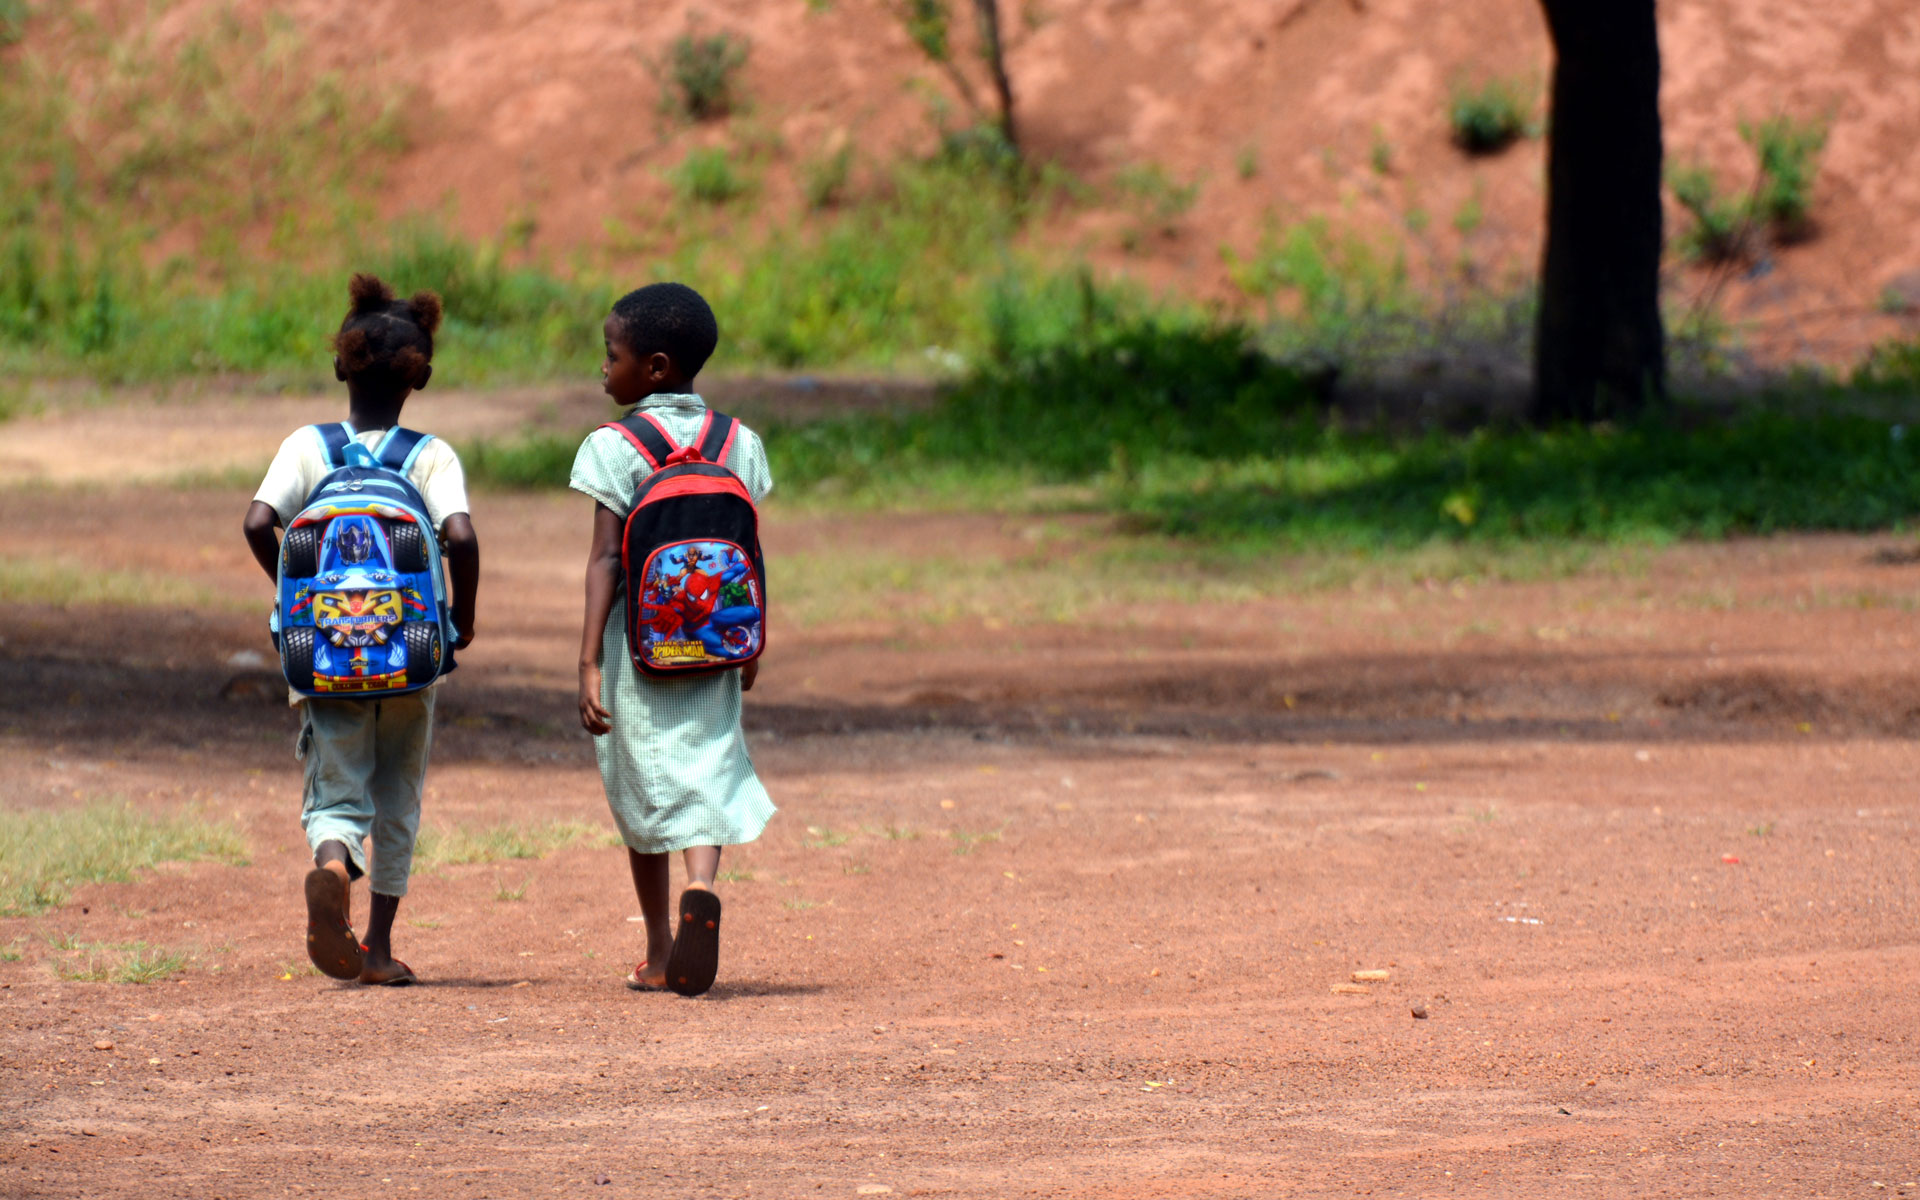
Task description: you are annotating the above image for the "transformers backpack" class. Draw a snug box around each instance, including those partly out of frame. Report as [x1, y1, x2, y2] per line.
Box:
[604, 409, 766, 678]
[272, 423, 457, 697]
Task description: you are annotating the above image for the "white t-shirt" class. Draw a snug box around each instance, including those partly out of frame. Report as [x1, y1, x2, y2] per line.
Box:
[253, 425, 469, 533]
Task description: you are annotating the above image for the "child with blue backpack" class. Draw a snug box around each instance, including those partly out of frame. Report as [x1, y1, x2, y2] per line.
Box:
[572, 282, 773, 997]
[242, 274, 480, 986]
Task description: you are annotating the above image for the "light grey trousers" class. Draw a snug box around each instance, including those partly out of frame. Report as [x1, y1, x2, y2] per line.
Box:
[297, 689, 436, 897]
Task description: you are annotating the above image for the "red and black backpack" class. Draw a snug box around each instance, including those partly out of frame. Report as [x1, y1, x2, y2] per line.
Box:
[602, 408, 767, 678]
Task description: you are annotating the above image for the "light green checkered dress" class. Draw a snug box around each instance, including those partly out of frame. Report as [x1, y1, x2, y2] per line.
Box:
[569, 393, 776, 853]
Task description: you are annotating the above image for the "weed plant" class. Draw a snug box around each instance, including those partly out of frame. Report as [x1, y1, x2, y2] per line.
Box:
[53, 941, 190, 984]
[1447, 76, 1533, 154]
[661, 31, 751, 121]
[1740, 115, 1827, 238]
[1669, 115, 1828, 263]
[0, 803, 248, 917]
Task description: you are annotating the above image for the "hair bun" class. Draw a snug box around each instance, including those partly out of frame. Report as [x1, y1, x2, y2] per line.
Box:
[407, 291, 444, 337]
[348, 272, 396, 315]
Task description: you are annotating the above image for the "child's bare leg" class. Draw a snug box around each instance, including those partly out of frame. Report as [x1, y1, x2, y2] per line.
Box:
[628, 849, 672, 987]
[683, 846, 721, 891]
[362, 893, 401, 968]
[314, 838, 352, 882]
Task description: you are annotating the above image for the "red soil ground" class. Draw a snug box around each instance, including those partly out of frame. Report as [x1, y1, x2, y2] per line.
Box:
[2, 395, 1918, 1196]
[21, 0, 1920, 365]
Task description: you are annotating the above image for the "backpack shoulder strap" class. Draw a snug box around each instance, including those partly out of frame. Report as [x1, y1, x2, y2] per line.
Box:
[373, 427, 434, 475]
[695, 411, 739, 466]
[602, 411, 677, 470]
[312, 422, 354, 469]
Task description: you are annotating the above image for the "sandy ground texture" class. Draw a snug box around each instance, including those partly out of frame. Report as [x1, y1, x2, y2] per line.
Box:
[21, 0, 1920, 364]
[3, 397, 1920, 1197]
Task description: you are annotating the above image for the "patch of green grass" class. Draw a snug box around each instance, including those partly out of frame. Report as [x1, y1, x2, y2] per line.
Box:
[949, 825, 1006, 856]
[669, 146, 753, 206]
[841, 861, 873, 876]
[802, 141, 854, 210]
[1447, 74, 1534, 154]
[1, 939, 22, 962]
[493, 875, 532, 902]
[1116, 409, 1920, 547]
[0, 803, 248, 917]
[1748, 821, 1776, 838]
[1113, 163, 1200, 242]
[0, 555, 251, 612]
[717, 868, 756, 883]
[52, 941, 191, 984]
[413, 820, 605, 869]
[802, 825, 852, 848]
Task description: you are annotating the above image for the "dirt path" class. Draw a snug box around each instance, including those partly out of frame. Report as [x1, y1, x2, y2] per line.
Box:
[3, 412, 1919, 1196]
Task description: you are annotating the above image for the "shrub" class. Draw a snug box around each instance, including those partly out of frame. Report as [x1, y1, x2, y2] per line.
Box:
[1447, 75, 1533, 154]
[1740, 114, 1827, 238]
[669, 146, 751, 205]
[1668, 161, 1751, 263]
[1669, 115, 1828, 263]
[662, 31, 750, 121]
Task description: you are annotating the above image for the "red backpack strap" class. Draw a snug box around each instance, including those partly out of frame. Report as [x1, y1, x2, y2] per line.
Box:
[695, 411, 739, 467]
[602, 411, 678, 469]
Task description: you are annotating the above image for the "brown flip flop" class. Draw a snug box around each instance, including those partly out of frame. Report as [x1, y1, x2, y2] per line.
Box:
[304, 867, 363, 981]
[665, 889, 722, 997]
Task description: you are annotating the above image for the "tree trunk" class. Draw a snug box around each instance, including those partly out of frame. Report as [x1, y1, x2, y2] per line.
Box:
[971, 0, 1018, 152]
[1531, 0, 1666, 424]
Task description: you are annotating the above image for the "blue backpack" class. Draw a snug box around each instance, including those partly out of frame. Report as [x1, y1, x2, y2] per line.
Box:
[272, 423, 457, 698]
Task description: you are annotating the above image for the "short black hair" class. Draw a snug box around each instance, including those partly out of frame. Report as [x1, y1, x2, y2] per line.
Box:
[609, 282, 719, 379]
[333, 273, 442, 391]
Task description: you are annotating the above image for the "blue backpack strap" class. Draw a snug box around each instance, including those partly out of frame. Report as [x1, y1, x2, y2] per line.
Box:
[373, 427, 433, 475]
[312, 422, 355, 468]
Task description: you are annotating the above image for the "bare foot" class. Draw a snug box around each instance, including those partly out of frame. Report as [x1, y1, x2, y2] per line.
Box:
[357, 952, 416, 986]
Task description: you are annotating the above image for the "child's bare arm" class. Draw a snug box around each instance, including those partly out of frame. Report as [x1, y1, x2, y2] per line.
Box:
[242, 501, 282, 584]
[442, 513, 480, 650]
[741, 656, 759, 692]
[577, 503, 624, 735]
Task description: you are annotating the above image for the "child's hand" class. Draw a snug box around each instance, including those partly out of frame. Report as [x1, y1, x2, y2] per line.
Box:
[453, 605, 476, 650]
[578, 663, 612, 735]
[740, 657, 759, 692]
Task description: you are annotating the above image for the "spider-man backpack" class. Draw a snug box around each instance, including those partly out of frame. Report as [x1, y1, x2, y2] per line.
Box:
[604, 409, 766, 678]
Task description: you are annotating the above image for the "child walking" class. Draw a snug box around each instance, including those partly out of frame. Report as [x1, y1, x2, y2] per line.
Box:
[242, 274, 480, 986]
[571, 282, 774, 997]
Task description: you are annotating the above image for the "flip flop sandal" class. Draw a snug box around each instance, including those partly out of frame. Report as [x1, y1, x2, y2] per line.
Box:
[358, 952, 417, 987]
[625, 961, 666, 992]
[304, 867, 363, 981]
[665, 889, 722, 997]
